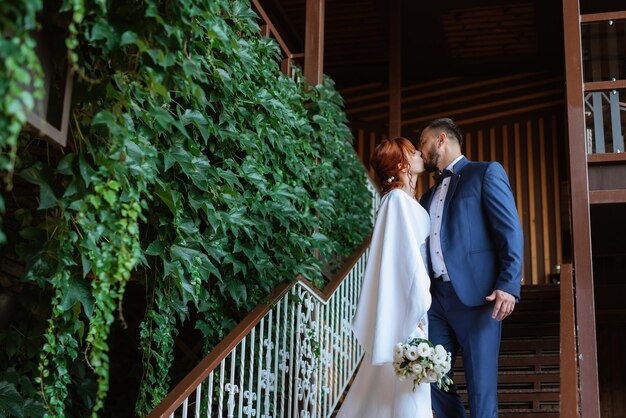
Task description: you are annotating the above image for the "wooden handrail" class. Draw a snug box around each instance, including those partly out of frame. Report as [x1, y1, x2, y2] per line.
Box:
[147, 233, 372, 418]
[589, 189, 626, 204]
[581, 11, 626, 23]
[584, 80, 626, 92]
[251, 0, 295, 59]
[587, 153, 626, 164]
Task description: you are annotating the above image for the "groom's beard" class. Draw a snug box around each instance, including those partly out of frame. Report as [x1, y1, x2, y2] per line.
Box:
[424, 146, 439, 173]
[424, 162, 438, 173]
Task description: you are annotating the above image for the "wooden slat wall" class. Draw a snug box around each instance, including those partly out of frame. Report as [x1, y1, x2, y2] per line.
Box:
[348, 76, 565, 285]
[354, 128, 385, 180]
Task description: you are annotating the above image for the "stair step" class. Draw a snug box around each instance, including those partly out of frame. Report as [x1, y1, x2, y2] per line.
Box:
[506, 311, 559, 323]
[499, 411, 559, 418]
[502, 324, 559, 338]
[500, 337, 559, 352]
[454, 370, 560, 386]
[454, 354, 559, 369]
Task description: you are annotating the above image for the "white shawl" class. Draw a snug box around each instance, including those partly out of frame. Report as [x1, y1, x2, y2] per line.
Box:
[352, 189, 431, 365]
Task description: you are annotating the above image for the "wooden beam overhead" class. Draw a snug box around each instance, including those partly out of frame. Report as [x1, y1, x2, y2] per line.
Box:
[304, 0, 324, 86]
[399, 91, 563, 125]
[352, 77, 563, 120]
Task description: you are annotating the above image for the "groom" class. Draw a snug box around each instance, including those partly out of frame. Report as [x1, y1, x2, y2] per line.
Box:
[417, 118, 523, 418]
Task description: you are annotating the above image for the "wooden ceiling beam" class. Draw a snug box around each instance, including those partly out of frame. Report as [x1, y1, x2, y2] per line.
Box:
[401, 72, 544, 102]
[346, 75, 562, 117]
[355, 77, 563, 120]
[340, 82, 384, 95]
[347, 101, 564, 132]
[399, 93, 564, 125]
[428, 100, 563, 127]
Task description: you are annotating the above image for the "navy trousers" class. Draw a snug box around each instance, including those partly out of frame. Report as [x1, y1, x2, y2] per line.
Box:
[429, 279, 502, 418]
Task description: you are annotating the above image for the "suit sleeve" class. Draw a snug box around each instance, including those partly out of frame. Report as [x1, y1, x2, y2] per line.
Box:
[482, 162, 524, 300]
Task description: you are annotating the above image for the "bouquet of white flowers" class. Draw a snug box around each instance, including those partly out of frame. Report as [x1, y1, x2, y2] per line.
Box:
[393, 338, 453, 391]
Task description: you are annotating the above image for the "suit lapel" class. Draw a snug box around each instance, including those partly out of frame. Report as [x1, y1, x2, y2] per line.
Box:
[442, 157, 468, 219]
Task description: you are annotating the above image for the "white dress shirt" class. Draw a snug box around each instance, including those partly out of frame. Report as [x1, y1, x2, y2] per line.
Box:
[429, 155, 465, 281]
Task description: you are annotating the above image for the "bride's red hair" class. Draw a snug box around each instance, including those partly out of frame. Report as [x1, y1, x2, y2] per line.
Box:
[372, 137, 416, 196]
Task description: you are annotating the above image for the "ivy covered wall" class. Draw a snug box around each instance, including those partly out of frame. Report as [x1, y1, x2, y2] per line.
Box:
[0, 0, 372, 416]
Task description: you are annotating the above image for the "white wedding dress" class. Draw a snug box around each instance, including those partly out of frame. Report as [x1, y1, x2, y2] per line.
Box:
[336, 189, 433, 418]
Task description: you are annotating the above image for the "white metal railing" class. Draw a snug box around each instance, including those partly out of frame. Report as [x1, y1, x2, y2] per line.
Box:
[366, 173, 381, 224]
[148, 176, 380, 418]
[147, 249, 369, 418]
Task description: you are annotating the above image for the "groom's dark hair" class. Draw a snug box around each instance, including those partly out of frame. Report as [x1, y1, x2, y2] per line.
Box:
[421, 118, 463, 148]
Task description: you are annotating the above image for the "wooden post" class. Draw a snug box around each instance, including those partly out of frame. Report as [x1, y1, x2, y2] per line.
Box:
[388, 0, 401, 138]
[560, 264, 580, 417]
[304, 0, 324, 86]
[562, 0, 600, 416]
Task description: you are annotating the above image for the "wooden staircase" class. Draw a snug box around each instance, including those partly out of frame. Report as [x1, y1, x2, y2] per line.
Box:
[455, 284, 561, 417]
[333, 284, 561, 417]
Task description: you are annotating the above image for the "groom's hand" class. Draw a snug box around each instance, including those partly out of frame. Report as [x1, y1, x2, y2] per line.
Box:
[486, 289, 515, 321]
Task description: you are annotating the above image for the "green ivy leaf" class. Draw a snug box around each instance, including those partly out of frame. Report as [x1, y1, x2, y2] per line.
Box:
[59, 276, 95, 319]
[120, 30, 146, 50]
[0, 381, 23, 418]
[79, 155, 95, 187]
[155, 183, 180, 215]
[92, 110, 118, 127]
[145, 240, 164, 256]
[17, 164, 58, 210]
[90, 17, 120, 51]
[22, 398, 46, 417]
[81, 253, 92, 278]
[223, 280, 246, 306]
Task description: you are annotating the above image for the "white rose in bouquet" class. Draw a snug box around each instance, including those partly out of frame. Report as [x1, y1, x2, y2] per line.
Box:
[417, 342, 432, 358]
[405, 346, 419, 361]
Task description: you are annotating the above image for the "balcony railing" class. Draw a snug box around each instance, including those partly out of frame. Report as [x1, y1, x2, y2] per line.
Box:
[148, 176, 379, 418]
[581, 12, 626, 155]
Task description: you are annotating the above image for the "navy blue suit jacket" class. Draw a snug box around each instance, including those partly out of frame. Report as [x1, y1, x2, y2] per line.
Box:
[420, 157, 523, 306]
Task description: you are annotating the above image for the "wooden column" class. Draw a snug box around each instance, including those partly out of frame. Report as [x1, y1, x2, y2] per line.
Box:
[304, 0, 324, 86]
[560, 264, 580, 418]
[562, 0, 600, 416]
[388, 0, 401, 138]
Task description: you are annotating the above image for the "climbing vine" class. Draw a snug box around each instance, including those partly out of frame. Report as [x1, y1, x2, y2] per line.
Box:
[0, 0, 44, 244]
[0, 0, 372, 417]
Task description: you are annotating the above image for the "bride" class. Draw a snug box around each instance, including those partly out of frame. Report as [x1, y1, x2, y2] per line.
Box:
[336, 137, 432, 418]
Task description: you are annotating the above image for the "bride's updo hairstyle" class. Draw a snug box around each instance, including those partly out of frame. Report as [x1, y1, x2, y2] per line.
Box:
[372, 137, 416, 196]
